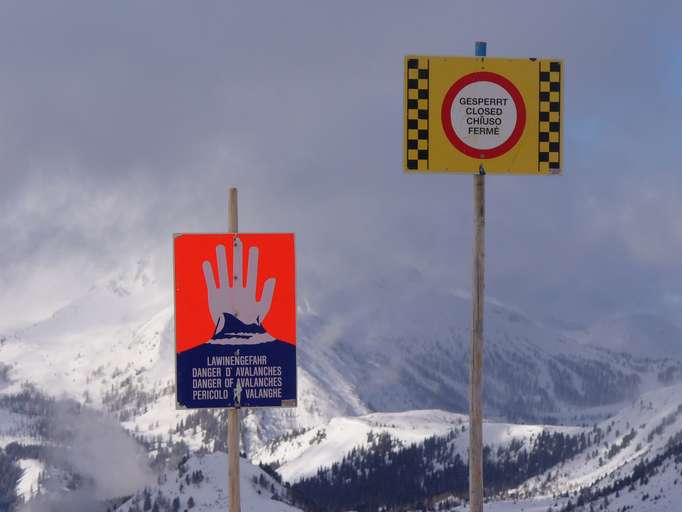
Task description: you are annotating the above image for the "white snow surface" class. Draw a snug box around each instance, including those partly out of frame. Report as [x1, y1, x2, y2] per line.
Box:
[1, 262, 679, 458]
[114, 452, 302, 512]
[451, 383, 682, 511]
[0, 263, 369, 457]
[254, 409, 581, 483]
[16, 458, 44, 503]
[515, 383, 682, 498]
[453, 497, 557, 512]
[3, 262, 682, 510]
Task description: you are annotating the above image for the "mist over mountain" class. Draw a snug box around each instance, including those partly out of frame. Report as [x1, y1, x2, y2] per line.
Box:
[577, 313, 682, 361]
[2, 262, 682, 510]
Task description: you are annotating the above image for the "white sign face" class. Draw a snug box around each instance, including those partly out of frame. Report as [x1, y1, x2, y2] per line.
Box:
[450, 81, 517, 150]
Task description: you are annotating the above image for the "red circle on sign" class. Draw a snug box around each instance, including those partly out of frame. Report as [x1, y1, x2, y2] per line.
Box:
[441, 71, 526, 159]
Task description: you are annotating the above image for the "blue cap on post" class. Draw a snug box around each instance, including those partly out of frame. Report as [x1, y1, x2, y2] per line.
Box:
[475, 41, 487, 57]
[475, 42, 487, 175]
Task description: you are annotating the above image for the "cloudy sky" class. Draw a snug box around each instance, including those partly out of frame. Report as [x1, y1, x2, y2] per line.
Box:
[1, 1, 681, 333]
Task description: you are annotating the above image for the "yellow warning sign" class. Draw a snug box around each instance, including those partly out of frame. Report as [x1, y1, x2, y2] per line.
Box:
[404, 56, 563, 174]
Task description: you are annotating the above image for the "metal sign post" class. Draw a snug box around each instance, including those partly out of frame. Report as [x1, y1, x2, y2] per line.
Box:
[404, 40, 564, 510]
[227, 187, 241, 512]
[469, 41, 486, 512]
[174, 188, 297, 511]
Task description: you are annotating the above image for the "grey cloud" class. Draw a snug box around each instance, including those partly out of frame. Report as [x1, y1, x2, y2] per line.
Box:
[0, 1, 681, 332]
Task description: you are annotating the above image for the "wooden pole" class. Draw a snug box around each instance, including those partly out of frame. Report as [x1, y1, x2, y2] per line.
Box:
[469, 40, 486, 512]
[228, 187, 241, 512]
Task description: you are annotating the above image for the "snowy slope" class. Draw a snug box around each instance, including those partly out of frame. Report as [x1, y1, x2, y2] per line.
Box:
[2, 265, 681, 463]
[254, 409, 582, 483]
[444, 383, 682, 512]
[313, 288, 682, 424]
[0, 262, 369, 461]
[0, 260, 169, 404]
[114, 453, 302, 512]
[452, 450, 682, 512]
[515, 383, 682, 498]
[582, 455, 682, 512]
[254, 383, 682, 512]
[451, 498, 558, 512]
[3, 263, 682, 510]
[16, 458, 44, 503]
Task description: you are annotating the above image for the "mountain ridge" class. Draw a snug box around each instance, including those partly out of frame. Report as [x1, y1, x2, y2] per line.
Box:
[2, 267, 682, 509]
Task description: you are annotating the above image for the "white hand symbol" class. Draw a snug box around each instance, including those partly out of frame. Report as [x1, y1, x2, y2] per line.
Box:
[202, 238, 276, 332]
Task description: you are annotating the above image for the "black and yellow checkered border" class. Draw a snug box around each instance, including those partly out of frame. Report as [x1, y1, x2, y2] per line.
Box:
[538, 61, 561, 173]
[405, 57, 429, 171]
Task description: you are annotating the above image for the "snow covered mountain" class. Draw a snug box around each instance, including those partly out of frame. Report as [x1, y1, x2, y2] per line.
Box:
[2, 262, 682, 509]
[113, 453, 302, 512]
[420, 382, 682, 512]
[253, 409, 582, 483]
[0, 262, 368, 458]
[497, 382, 682, 511]
[309, 288, 682, 424]
[251, 385, 682, 512]
[3, 264, 679, 459]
